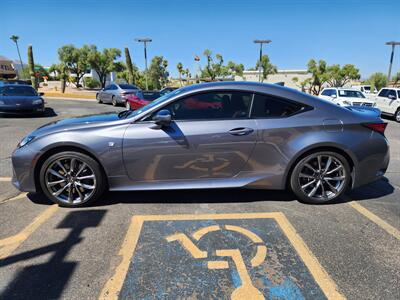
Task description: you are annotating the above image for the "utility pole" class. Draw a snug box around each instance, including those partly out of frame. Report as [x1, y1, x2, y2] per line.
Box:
[135, 37, 152, 90]
[386, 41, 400, 85]
[254, 39, 271, 82]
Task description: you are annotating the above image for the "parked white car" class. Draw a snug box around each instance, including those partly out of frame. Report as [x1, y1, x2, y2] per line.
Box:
[351, 85, 377, 94]
[374, 88, 400, 122]
[319, 88, 376, 107]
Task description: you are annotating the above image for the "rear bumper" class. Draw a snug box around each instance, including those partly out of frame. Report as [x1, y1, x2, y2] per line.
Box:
[352, 133, 390, 188]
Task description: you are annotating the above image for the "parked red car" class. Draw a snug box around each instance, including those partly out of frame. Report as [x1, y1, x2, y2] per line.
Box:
[125, 91, 161, 110]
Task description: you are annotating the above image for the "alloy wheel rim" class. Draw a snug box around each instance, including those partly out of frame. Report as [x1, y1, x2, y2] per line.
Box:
[298, 154, 346, 201]
[45, 157, 96, 205]
[396, 110, 400, 122]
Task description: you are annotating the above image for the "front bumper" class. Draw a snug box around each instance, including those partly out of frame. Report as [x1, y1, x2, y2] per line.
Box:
[11, 145, 41, 193]
[0, 103, 45, 114]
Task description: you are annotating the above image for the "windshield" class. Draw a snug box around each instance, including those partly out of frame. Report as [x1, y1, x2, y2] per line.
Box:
[0, 85, 37, 96]
[119, 84, 138, 90]
[122, 88, 185, 118]
[338, 90, 365, 98]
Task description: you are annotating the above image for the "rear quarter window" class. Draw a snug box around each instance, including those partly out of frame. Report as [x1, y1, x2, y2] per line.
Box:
[251, 93, 308, 118]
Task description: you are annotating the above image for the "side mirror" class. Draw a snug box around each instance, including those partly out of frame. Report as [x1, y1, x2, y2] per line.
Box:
[39, 92, 44, 96]
[388, 94, 396, 100]
[153, 109, 172, 127]
[331, 94, 337, 99]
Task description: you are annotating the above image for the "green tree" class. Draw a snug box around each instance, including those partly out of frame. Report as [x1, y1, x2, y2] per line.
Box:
[366, 72, 388, 91]
[326, 64, 360, 87]
[255, 55, 277, 82]
[87, 46, 122, 88]
[306, 59, 329, 95]
[176, 62, 184, 86]
[201, 49, 224, 80]
[58, 44, 91, 88]
[148, 56, 169, 90]
[49, 63, 68, 93]
[393, 72, 400, 87]
[226, 61, 244, 78]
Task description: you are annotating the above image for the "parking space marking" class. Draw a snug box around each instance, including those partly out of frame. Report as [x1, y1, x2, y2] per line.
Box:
[0, 177, 11, 182]
[99, 212, 344, 300]
[348, 201, 400, 240]
[0, 192, 26, 204]
[0, 204, 58, 259]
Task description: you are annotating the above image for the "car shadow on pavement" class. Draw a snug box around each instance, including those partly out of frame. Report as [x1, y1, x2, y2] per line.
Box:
[0, 107, 57, 118]
[0, 210, 106, 300]
[346, 177, 395, 201]
[26, 178, 395, 207]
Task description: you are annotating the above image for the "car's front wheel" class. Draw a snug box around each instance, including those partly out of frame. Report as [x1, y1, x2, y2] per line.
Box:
[39, 151, 106, 207]
[290, 151, 350, 204]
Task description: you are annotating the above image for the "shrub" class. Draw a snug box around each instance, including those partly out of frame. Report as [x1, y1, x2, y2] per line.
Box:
[83, 77, 100, 89]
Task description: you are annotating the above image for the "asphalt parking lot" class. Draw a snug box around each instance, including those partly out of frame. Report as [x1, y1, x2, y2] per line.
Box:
[0, 98, 399, 300]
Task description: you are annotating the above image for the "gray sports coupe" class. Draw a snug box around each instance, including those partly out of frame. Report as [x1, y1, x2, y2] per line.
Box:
[12, 82, 389, 207]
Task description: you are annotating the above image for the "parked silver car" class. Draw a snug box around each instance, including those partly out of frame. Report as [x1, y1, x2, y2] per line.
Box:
[96, 83, 141, 106]
[12, 82, 389, 207]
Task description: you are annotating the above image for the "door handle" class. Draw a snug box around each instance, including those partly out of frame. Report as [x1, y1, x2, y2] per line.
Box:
[229, 127, 254, 136]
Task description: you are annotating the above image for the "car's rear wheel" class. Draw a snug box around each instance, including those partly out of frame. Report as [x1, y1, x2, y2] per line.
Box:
[111, 96, 117, 106]
[290, 151, 350, 204]
[96, 93, 102, 103]
[39, 151, 106, 207]
[395, 108, 400, 123]
[126, 101, 131, 110]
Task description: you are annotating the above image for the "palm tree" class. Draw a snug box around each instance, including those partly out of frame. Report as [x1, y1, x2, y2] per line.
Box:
[10, 35, 24, 78]
[177, 62, 183, 87]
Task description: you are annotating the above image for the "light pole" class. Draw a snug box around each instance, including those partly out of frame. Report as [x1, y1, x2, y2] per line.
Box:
[135, 37, 152, 90]
[254, 39, 271, 82]
[386, 41, 400, 84]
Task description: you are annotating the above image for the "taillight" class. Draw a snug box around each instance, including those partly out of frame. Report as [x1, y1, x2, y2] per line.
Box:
[362, 123, 387, 135]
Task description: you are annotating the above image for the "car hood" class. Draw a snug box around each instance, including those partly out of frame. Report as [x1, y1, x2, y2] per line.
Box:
[31, 112, 122, 136]
[339, 97, 375, 103]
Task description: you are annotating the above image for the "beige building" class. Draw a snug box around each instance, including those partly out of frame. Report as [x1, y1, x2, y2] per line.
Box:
[0, 56, 17, 79]
[234, 69, 311, 90]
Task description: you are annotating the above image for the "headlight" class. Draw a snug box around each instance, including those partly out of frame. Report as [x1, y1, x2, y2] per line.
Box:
[32, 99, 43, 105]
[18, 136, 35, 148]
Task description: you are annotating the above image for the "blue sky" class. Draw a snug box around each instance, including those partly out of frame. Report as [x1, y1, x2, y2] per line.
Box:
[2, 0, 399, 78]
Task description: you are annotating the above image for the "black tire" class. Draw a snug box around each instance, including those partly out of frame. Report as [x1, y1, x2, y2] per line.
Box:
[290, 151, 351, 204]
[96, 93, 102, 103]
[39, 151, 106, 207]
[111, 96, 117, 106]
[395, 108, 400, 123]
